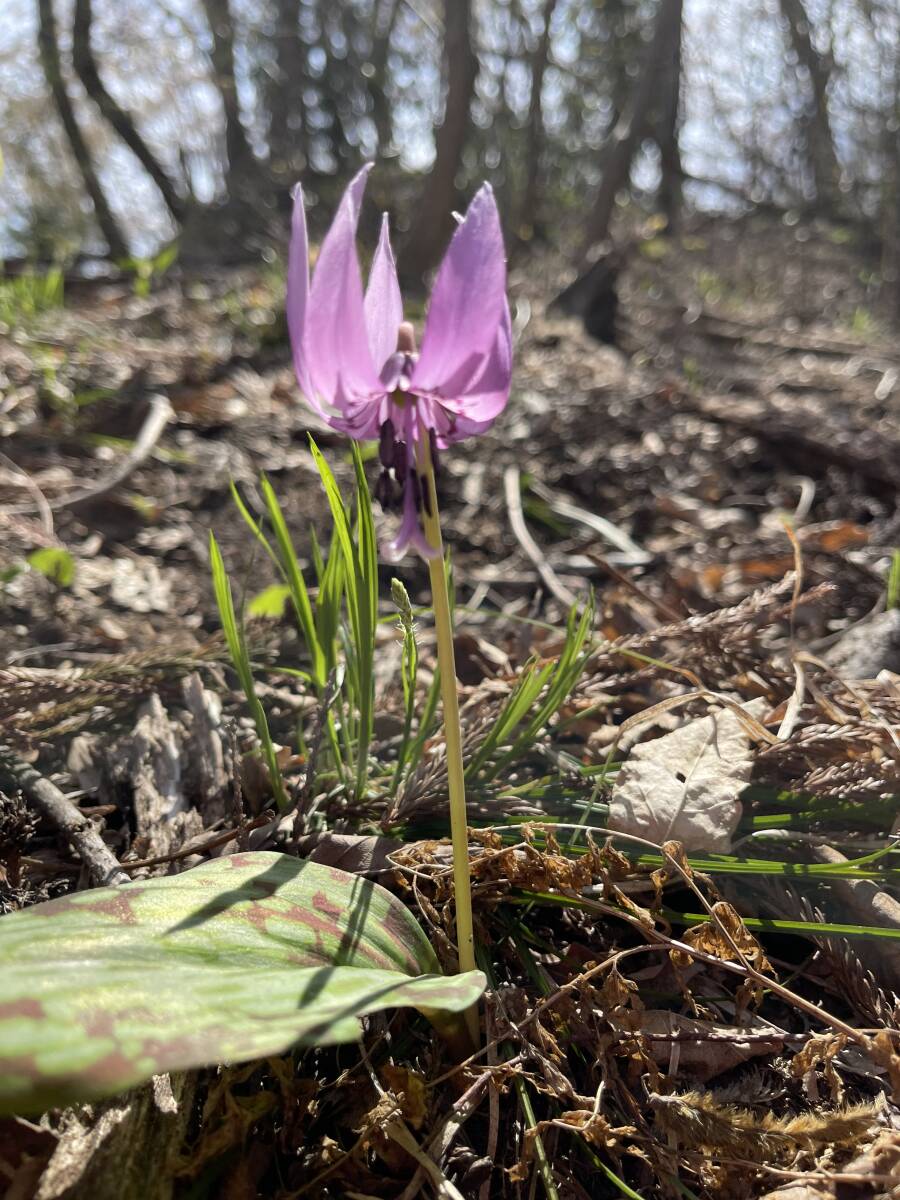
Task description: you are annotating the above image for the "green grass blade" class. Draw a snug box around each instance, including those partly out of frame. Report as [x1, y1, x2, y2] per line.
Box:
[350, 442, 377, 797]
[465, 661, 554, 779]
[308, 436, 355, 583]
[888, 549, 900, 610]
[260, 474, 325, 687]
[391, 577, 419, 794]
[210, 532, 288, 810]
[666, 909, 900, 940]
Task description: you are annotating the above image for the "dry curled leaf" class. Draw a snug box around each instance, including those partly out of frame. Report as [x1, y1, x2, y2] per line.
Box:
[294, 832, 404, 877]
[682, 901, 772, 972]
[609, 701, 766, 852]
[610, 1010, 784, 1082]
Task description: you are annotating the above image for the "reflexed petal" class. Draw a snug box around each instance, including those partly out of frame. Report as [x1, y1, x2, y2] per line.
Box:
[438, 297, 512, 427]
[332, 389, 386, 441]
[365, 214, 403, 370]
[411, 185, 507, 394]
[286, 183, 316, 407]
[305, 165, 381, 405]
[387, 481, 438, 561]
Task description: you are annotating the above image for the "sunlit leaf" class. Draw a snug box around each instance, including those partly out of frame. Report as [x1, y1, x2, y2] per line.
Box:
[609, 700, 765, 853]
[248, 583, 292, 619]
[27, 547, 75, 588]
[0, 852, 485, 1115]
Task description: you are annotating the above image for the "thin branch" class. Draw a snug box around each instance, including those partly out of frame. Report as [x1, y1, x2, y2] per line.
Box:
[5, 394, 173, 515]
[503, 467, 578, 609]
[0, 747, 128, 886]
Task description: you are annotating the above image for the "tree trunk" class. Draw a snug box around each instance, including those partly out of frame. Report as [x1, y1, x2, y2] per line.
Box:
[517, 0, 560, 242]
[200, 0, 255, 191]
[778, 0, 843, 211]
[73, 0, 186, 225]
[36, 0, 129, 260]
[72, 0, 185, 224]
[268, 0, 306, 192]
[579, 0, 684, 259]
[400, 0, 478, 281]
[655, 0, 684, 231]
[370, 0, 401, 155]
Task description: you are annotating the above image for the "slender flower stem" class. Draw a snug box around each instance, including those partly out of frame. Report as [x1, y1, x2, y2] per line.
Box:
[416, 433, 479, 1047]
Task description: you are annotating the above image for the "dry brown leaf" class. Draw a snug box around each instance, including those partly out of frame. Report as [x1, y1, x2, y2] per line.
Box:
[682, 902, 772, 972]
[294, 832, 403, 877]
[609, 701, 764, 852]
[610, 1010, 783, 1081]
[380, 1066, 428, 1130]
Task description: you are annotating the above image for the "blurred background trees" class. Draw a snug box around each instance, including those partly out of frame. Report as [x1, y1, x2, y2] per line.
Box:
[0, 0, 897, 300]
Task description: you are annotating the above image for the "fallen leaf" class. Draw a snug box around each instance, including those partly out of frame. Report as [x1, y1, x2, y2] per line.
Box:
[610, 1009, 784, 1081]
[609, 701, 765, 852]
[294, 832, 404, 876]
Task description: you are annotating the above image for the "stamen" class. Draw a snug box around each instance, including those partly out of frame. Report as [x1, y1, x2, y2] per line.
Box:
[374, 469, 395, 511]
[378, 418, 395, 469]
[430, 436, 441, 478]
[409, 470, 422, 513]
[393, 438, 408, 479]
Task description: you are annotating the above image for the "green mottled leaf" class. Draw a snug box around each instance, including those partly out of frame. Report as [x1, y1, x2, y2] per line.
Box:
[0, 852, 484, 1115]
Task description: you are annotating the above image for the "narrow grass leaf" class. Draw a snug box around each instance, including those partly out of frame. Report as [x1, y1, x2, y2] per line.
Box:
[210, 532, 288, 810]
[260, 474, 325, 687]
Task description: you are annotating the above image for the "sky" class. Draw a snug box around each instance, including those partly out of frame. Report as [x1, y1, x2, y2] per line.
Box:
[0, 0, 894, 257]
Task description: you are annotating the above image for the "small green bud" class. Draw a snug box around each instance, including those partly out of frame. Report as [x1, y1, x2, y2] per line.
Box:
[391, 577, 413, 620]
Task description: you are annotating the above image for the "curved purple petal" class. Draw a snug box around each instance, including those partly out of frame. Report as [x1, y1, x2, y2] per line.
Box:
[364, 214, 403, 371]
[411, 185, 507, 395]
[438, 297, 512, 426]
[305, 165, 382, 406]
[387, 481, 438, 561]
[287, 183, 317, 409]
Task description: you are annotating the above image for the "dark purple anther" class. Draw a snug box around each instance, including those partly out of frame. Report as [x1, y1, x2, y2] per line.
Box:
[429, 435, 441, 479]
[374, 469, 395, 511]
[393, 438, 408, 479]
[409, 470, 422, 513]
[378, 419, 396, 469]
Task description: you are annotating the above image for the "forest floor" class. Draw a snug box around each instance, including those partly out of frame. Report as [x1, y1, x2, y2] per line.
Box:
[1, 210, 900, 1199]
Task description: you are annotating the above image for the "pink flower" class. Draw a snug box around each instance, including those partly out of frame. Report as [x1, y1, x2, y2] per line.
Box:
[287, 165, 512, 558]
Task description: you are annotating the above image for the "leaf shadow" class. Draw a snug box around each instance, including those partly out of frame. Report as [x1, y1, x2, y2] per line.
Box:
[165, 855, 383, 1005]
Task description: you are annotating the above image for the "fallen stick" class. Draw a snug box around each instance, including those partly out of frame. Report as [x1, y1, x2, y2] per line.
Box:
[5, 393, 174, 515]
[0, 746, 128, 886]
[503, 466, 578, 609]
[529, 477, 651, 565]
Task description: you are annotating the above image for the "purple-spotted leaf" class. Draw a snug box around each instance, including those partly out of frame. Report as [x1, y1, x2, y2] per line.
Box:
[0, 852, 484, 1115]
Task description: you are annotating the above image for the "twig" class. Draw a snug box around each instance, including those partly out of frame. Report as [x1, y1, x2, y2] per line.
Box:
[588, 553, 682, 623]
[5, 393, 174, 515]
[479, 1004, 500, 1200]
[397, 1073, 492, 1200]
[0, 745, 128, 886]
[529, 479, 651, 566]
[0, 450, 54, 536]
[503, 467, 578, 609]
[384, 1117, 466, 1200]
[118, 812, 272, 871]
